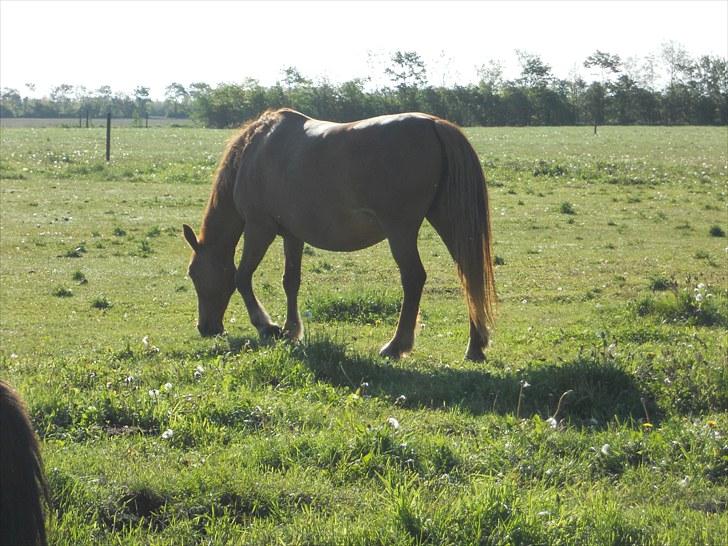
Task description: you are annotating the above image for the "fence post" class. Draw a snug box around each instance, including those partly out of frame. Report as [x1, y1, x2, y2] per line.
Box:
[106, 113, 111, 161]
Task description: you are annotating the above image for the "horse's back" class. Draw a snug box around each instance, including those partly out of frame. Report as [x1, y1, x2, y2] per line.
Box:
[237, 110, 445, 250]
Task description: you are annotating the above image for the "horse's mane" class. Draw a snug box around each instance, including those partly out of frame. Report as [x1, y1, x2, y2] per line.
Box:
[212, 108, 291, 196]
[0, 381, 49, 546]
[198, 109, 292, 244]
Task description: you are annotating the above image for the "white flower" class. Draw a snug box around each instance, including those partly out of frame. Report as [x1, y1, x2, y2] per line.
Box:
[695, 293, 704, 302]
[161, 429, 174, 440]
[600, 443, 611, 456]
[395, 395, 407, 406]
[520, 380, 531, 388]
[697, 283, 706, 290]
[386, 417, 400, 430]
[546, 417, 558, 429]
[142, 335, 150, 349]
[162, 382, 173, 392]
[193, 365, 204, 380]
[124, 375, 135, 384]
[148, 389, 159, 399]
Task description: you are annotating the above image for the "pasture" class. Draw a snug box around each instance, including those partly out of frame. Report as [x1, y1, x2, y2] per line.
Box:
[1, 124, 726, 545]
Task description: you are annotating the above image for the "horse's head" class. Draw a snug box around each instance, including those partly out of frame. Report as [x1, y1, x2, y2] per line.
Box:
[183, 224, 236, 337]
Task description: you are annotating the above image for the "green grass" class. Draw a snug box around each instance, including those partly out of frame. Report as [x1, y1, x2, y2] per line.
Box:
[1, 125, 727, 544]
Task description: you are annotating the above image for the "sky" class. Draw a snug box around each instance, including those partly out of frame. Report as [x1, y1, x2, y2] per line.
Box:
[1, 0, 726, 99]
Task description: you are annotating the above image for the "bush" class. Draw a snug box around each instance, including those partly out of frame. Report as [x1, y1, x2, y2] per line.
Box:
[559, 202, 576, 215]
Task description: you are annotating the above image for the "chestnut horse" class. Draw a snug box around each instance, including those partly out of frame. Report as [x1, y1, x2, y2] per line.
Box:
[183, 109, 495, 361]
[0, 381, 49, 546]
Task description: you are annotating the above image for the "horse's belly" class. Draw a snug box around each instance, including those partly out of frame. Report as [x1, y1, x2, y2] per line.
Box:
[293, 208, 386, 252]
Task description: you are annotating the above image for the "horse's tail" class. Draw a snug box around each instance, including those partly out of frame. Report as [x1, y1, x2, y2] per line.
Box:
[0, 381, 49, 546]
[428, 118, 496, 348]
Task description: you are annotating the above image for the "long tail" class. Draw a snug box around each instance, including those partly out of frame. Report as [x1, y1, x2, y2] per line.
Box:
[0, 381, 49, 546]
[428, 119, 496, 347]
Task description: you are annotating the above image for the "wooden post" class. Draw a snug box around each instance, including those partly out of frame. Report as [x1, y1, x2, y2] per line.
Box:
[145, 113, 149, 128]
[106, 113, 111, 161]
[86, 110, 89, 128]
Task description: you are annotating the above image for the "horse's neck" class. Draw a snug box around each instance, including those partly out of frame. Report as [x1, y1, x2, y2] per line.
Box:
[199, 191, 243, 255]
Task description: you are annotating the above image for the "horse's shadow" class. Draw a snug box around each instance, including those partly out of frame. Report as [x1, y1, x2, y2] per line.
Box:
[292, 337, 650, 425]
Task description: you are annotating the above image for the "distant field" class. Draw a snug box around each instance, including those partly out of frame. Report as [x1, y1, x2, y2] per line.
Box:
[1, 125, 726, 545]
[0, 116, 195, 128]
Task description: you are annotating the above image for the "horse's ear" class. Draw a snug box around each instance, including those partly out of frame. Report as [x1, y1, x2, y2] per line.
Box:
[183, 224, 199, 251]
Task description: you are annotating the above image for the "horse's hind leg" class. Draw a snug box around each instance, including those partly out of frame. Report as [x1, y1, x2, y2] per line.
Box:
[380, 230, 426, 359]
[282, 235, 304, 341]
[236, 225, 281, 339]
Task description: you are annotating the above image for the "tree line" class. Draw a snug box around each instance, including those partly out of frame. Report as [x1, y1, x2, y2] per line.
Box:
[2, 44, 726, 127]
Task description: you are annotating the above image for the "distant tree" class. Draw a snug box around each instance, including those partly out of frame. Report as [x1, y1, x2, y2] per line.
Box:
[50, 84, 74, 116]
[133, 86, 151, 119]
[385, 50, 427, 90]
[584, 50, 621, 132]
[516, 50, 552, 88]
[165, 82, 189, 117]
[0, 88, 22, 117]
[660, 41, 692, 87]
[282, 67, 312, 89]
[477, 59, 505, 93]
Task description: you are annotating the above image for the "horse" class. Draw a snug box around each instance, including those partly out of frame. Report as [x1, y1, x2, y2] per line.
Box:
[183, 108, 496, 361]
[0, 381, 49, 546]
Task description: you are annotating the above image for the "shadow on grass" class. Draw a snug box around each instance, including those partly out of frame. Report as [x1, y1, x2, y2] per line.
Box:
[296, 336, 649, 424]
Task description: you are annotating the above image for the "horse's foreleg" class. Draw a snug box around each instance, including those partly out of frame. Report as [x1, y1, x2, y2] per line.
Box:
[282, 236, 304, 341]
[380, 232, 426, 359]
[236, 227, 280, 339]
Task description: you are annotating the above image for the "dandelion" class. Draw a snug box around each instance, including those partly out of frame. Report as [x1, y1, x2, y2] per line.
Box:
[161, 429, 174, 440]
[124, 375, 135, 384]
[386, 417, 400, 431]
[395, 394, 407, 406]
[148, 389, 159, 399]
[642, 422, 653, 432]
[546, 417, 558, 429]
[707, 420, 717, 428]
[520, 380, 531, 388]
[194, 365, 204, 380]
[600, 443, 611, 456]
[162, 382, 173, 392]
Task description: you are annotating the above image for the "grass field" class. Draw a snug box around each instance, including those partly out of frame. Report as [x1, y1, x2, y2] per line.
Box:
[1, 124, 727, 545]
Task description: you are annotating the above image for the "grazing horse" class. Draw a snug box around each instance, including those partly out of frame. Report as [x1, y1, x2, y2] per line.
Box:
[183, 109, 496, 361]
[0, 381, 49, 546]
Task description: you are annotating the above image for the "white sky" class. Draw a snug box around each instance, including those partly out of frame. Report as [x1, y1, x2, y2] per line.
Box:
[1, 0, 726, 99]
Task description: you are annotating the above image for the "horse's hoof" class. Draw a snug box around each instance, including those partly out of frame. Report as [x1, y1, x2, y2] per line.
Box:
[260, 324, 283, 340]
[283, 323, 303, 342]
[465, 347, 486, 362]
[379, 342, 408, 360]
